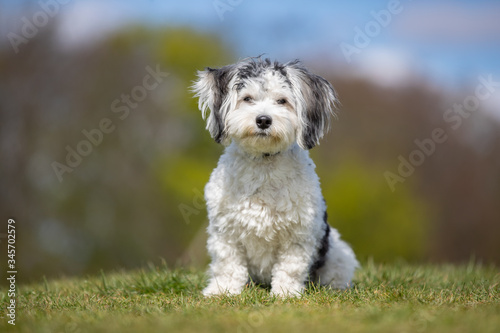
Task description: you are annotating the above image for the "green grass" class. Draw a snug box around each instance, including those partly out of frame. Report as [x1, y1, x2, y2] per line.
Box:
[1, 260, 499, 333]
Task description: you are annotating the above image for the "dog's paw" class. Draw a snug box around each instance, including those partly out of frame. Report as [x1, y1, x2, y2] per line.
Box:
[202, 286, 223, 297]
[202, 281, 243, 297]
[270, 284, 303, 298]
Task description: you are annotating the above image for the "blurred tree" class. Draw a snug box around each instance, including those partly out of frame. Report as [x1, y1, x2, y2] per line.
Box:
[0, 23, 233, 281]
[316, 76, 500, 265]
[318, 156, 431, 262]
[1, 20, 499, 283]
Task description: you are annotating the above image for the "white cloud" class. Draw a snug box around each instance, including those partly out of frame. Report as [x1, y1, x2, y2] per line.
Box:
[482, 90, 500, 121]
[57, 1, 132, 48]
[352, 47, 415, 87]
[392, 1, 500, 43]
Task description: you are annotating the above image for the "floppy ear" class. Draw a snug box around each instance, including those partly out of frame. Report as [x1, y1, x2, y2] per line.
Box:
[192, 64, 238, 144]
[286, 61, 338, 149]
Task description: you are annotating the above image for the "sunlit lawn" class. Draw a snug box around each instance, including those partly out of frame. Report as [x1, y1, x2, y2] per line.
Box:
[1, 260, 499, 333]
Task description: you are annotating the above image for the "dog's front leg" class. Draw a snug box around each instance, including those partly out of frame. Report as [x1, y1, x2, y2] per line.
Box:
[271, 242, 313, 296]
[203, 234, 248, 296]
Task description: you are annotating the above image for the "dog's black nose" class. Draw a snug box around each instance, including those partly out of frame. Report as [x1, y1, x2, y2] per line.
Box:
[256, 115, 272, 129]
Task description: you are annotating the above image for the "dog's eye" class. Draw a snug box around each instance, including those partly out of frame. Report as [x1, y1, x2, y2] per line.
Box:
[277, 99, 287, 105]
[243, 96, 252, 102]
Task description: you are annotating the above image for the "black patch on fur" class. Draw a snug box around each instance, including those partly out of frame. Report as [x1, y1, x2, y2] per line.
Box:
[236, 57, 291, 90]
[309, 208, 330, 282]
[199, 57, 335, 146]
[205, 65, 237, 143]
[305, 76, 330, 149]
[286, 62, 336, 150]
[238, 57, 270, 80]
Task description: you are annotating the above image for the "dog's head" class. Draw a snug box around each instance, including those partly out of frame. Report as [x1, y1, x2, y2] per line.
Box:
[192, 58, 338, 155]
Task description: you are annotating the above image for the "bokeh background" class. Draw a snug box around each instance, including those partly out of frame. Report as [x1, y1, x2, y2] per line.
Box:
[1, 0, 499, 282]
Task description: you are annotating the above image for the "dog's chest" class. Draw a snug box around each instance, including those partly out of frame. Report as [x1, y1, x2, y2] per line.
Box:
[211, 153, 319, 241]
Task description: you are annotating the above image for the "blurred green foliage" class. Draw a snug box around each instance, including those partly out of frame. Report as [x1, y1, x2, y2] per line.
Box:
[318, 156, 431, 262]
[2, 23, 499, 282]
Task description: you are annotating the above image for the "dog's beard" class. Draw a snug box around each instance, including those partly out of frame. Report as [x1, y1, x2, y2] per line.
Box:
[240, 130, 283, 148]
[227, 117, 297, 155]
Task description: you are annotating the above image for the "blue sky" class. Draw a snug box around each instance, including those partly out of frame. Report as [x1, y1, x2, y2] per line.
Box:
[2, 0, 500, 93]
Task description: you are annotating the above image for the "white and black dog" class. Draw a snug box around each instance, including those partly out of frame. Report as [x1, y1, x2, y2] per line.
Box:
[193, 58, 358, 296]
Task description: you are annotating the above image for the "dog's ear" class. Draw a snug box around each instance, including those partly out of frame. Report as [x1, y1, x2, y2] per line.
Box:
[192, 64, 238, 144]
[286, 61, 338, 150]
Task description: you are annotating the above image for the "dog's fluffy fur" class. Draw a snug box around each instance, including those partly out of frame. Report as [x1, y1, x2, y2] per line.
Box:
[193, 58, 358, 296]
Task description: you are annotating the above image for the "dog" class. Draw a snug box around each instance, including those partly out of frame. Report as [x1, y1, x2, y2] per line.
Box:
[192, 58, 358, 296]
